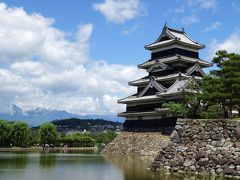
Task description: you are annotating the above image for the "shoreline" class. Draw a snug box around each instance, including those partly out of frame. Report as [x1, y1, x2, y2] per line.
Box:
[0, 146, 97, 152]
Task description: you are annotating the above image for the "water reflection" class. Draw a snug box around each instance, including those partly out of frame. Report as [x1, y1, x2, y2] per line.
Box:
[105, 155, 156, 180]
[0, 151, 226, 180]
[39, 153, 56, 168]
[105, 155, 181, 180]
[104, 155, 226, 180]
[0, 152, 28, 169]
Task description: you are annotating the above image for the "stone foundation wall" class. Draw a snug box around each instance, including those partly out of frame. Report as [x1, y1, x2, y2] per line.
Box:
[102, 132, 170, 156]
[151, 119, 240, 178]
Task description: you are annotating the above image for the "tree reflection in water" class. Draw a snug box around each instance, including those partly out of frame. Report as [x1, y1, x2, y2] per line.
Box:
[0, 152, 223, 180]
[104, 155, 214, 180]
[0, 152, 28, 169]
[39, 153, 56, 168]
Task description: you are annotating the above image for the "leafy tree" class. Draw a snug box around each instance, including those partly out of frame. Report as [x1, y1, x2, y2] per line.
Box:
[184, 80, 204, 118]
[11, 121, 31, 147]
[201, 75, 227, 117]
[200, 105, 222, 119]
[201, 51, 240, 117]
[160, 79, 203, 119]
[0, 120, 12, 146]
[59, 132, 96, 147]
[162, 102, 188, 116]
[212, 50, 229, 67]
[90, 131, 117, 144]
[30, 129, 41, 146]
[162, 51, 240, 119]
[221, 53, 240, 117]
[39, 123, 58, 145]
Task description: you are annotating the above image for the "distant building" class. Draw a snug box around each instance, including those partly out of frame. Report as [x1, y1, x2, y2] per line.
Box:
[53, 118, 122, 133]
[118, 25, 211, 129]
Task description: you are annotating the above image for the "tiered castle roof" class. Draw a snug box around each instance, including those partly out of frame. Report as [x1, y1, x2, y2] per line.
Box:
[118, 25, 212, 118]
[144, 26, 204, 50]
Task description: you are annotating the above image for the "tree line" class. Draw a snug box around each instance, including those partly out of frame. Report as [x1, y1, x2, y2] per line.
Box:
[0, 120, 117, 147]
[163, 50, 240, 119]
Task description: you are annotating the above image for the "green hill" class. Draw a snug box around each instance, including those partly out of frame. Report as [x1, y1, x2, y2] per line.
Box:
[51, 118, 122, 133]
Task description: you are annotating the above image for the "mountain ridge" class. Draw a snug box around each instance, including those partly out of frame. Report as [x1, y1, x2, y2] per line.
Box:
[0, 104, 124, 126]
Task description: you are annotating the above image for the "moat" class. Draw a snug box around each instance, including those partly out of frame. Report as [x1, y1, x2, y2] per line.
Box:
[0, 151, 216, 180]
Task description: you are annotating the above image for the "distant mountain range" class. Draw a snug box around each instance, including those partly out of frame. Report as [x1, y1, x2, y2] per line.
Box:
[0, 104, 124, 126]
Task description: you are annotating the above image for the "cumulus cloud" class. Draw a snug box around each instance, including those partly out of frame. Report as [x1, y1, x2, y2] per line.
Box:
[0, 3, 145, 115]
[93, 0, 146, 24]
[204, 21, 221, 32]
[0, 3, 92, 67]
[208, 32, 240, 58]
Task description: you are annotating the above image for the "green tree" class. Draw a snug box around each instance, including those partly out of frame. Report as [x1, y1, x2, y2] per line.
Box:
[39, 123, 58, 145]
[0, 120, 12, 146]
[201, 75, 226, 117]
[11, 121, 31, 147]
[162, 51, 240, 119]
[59, 132, 96, 147]
[212, 50, 229, 67]
[184, 80, 203, 118]
[202, 51, 240, 118]
[162, 79, 203, 118]
[30, 129, 41, 146]
[90, 131, 117, 144]
[162, 102, 188, 116]
[200, 105, 222, 119]
[221, 53, 240, 117]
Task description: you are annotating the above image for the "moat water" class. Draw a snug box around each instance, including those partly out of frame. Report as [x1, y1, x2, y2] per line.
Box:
[0, 150, 219, 180]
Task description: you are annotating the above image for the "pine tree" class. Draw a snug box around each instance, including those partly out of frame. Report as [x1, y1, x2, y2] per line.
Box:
[160, 51, 240, 118]
[202, 51, 240, 117]
[201, 75, 226, 117]
[221, 53, 240, 117]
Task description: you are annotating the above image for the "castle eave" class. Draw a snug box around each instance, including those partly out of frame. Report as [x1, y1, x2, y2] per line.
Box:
[145, 39, 204, 50]
[139, 55, 212, 69]
[118, 95, 159, 104]
[118, 111, 156, 117]
[157, 91, 183, 97]
[155, 108, 171, 113]
[129, 73, 202, 86]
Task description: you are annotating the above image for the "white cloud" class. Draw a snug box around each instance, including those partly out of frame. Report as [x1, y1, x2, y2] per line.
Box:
[93, 0, 146, 24]
[175, 0, 218, 13]
[198, 0, 218, 10]
[204, 21, 221, 32]
[180, 14, 198, 26]
[102, 95, 122, 114]
[122, 24, 140, 35]
[173, 0, 218, 26]
[0, 3, 145, 115]
[0, 3, 92, 67]
[10, 61, 45, 77]
[208, 32, 240, 58]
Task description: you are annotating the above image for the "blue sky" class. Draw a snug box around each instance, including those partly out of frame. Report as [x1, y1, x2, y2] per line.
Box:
[4, 0, 240, 63]
[0, 0, 240, 115]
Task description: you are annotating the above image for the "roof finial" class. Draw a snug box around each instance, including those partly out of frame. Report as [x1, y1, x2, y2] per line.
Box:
[164, 22, 167, 28]
[182, 27, 185, 32]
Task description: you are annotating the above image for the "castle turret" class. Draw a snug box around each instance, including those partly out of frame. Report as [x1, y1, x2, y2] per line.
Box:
[118, 25, 212, 129]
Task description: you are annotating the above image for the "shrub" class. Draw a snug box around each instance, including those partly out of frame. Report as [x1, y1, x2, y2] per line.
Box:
[201, 105, 222, 119]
